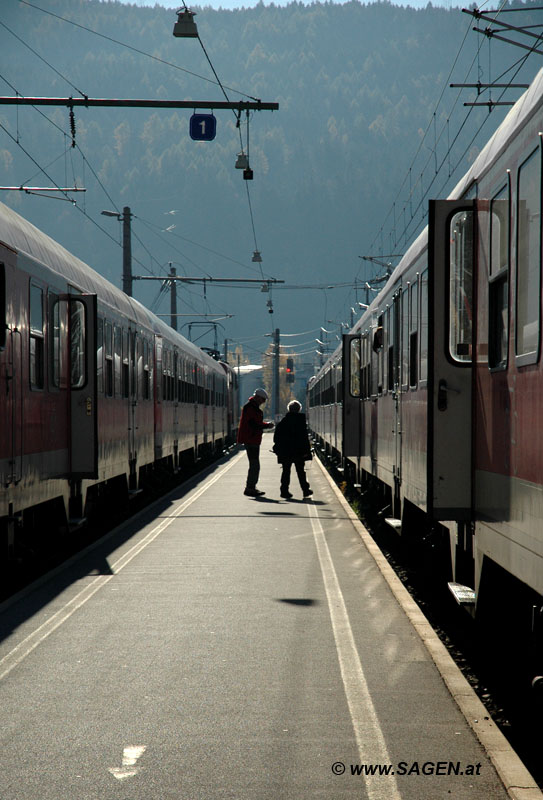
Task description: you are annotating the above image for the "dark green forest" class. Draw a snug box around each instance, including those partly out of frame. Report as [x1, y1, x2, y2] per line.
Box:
[1, 0, 541, 358]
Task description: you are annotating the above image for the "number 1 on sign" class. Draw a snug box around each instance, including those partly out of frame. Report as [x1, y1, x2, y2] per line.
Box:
[189, 113, 217, 141]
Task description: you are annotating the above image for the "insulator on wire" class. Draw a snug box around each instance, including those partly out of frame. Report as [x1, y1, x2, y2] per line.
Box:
[69, 107, 76, 148]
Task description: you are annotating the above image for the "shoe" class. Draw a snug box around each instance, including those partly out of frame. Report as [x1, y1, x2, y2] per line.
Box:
[280, 491, 293, 499]
[244, 488, 265, 497]
[303, 489, 313, 498]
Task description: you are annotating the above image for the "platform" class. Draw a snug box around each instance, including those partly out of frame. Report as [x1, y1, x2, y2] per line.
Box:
[0, 436, 540, 800]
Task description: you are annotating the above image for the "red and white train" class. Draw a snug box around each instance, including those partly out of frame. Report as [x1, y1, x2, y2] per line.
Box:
[308, 68, 543, 678]
[0, 201, 239, 559]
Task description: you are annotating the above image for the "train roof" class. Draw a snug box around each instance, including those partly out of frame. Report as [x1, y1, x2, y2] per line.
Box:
[450, 66, 543, 199]
[0, 200, 224, 371]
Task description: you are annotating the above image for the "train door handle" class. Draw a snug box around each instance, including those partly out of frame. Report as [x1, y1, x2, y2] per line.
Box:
[438, 379, 460, 411]
[438, 379, 448, 411]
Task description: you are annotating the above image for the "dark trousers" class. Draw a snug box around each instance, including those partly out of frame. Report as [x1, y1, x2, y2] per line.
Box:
[281, 460, 310, 493]
[245, 445, 260, 489]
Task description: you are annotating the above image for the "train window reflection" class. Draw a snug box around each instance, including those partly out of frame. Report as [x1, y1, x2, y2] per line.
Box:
[350, 337, 360, 397]
[0, 264, 5, 350]
[401, 289, 408, 387]
[97, 317, 103, 394]
[51, 298, 68, 389]
[489, 186, 509, 370]
[449, 210, 473, 363]
[30, 284, 44, 389]
[516, 149, 540, 359]
[105, 322, 113, 397]
[420, 270, 428, 381]
[490, 187, 508, 276]
[70, 300, 85, 389]
[409, 280, 418, 387]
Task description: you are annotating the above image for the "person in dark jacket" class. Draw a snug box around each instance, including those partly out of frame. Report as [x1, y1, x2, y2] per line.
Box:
[273, 400, 313, 499]
[237, 388, 274, 497]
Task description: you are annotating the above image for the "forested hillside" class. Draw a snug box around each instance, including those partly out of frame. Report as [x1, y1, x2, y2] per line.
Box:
[1, 0, 540, 352]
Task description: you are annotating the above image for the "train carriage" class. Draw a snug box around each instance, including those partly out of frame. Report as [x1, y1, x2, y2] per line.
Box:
[308, 67, 543, 678]
[0, 200, 239, 559]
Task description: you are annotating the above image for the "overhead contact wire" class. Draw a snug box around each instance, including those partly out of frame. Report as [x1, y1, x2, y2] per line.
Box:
[19, 0, 260, 101]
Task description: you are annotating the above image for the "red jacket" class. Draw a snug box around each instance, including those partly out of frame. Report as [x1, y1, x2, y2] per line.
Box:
[237, 397, 267, 446]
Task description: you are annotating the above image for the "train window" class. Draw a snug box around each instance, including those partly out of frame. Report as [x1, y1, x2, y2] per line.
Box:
[122, 330, 129, 398]
[50, 296, 59, 389]
[70, 299, 86, 389]
[420, 270, 429, 382]
[114, 327, 122, 397]
[136, 336, 142, 399]
[50, 297, 68, 390]
[410, 280, 418, 388]
[516, 149, 540, 362]
[490, 186, 509, 276]
[387, 307, 394, 391]
[130, 333, 136, 399]
[105, 322, 113, 397]
[401, 289, 409, 388]
[30, 284, 44, 389]
[349, 337, 361, 397]
[121, 330, 130, 397]
[489, 185, 510, 370]
[376, 315, 384, 394]
[156, 339, 163, 403]
[449, 210, 473, 363]
[163, 348, 170, 401]
[97, 317, 103, 394]
[0, 264, 5, 350]
[174, 352, 180, 402]
[143, 339, 150, 400]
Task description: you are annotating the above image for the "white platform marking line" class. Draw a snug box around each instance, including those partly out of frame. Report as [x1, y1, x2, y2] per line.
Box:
[108, 744, 147, 780]
[0, 453, 244, 683]
[307, 502, 402, 800]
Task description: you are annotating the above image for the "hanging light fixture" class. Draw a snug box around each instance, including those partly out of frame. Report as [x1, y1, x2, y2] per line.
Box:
[173, 6, 198, 37]
[252, 250, 262, 263]
[235, 152, 249, 170]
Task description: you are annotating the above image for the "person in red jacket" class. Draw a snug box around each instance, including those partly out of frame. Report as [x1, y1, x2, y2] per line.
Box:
[237, 388, 274, 497]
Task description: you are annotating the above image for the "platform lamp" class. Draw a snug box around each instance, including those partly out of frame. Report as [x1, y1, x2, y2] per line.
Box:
[235, 151, 253, 180]
[173, 5, 198, 37]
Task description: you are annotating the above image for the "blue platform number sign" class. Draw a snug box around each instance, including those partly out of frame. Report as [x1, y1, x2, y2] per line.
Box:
[190, 113, 217, 141]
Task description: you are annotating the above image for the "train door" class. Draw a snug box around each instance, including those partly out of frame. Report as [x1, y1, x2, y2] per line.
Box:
[428, 200, 475, 520]
[68, 294, 98, 477]
[342, 334, 361, 457]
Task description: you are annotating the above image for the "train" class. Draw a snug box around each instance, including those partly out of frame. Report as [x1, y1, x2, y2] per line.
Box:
[0, 200, 239, 563]
[308, 67, 543, 683]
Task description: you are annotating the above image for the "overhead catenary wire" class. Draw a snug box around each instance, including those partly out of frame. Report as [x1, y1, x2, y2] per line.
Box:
[366, 4, 541, 267]
[0, 20, 88, 101]
[0, 55, 251, 322]
[192, 15, 264, 279]
[18, 0, 260, 102]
